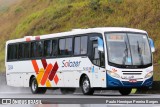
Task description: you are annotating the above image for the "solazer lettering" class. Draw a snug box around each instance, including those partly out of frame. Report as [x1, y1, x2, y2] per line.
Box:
[62, 60, 81, 67]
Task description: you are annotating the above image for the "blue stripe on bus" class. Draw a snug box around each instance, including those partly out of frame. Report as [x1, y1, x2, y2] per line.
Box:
[107, 74, 153, 88]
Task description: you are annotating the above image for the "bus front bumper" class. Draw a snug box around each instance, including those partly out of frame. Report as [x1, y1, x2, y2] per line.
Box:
[107, 74, 153, 88]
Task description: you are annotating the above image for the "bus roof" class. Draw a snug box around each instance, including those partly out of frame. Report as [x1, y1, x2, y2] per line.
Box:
[6, 27, 147, 44]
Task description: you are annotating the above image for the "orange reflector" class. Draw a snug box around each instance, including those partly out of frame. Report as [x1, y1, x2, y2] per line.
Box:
[26, 38, 31, 42]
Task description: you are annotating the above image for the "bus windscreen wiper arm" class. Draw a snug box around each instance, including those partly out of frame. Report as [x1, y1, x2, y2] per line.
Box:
[122, 41, 128, 65]
[137, 41, 144, 65]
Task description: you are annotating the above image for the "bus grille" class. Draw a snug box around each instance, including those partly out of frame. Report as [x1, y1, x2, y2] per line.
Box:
[122, 71, 142, 75]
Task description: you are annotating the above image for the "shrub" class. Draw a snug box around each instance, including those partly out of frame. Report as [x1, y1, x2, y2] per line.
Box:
[89, 0, 100, 11]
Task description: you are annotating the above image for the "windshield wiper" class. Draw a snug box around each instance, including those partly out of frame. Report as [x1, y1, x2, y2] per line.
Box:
[122, 41, 128, 65]
[137, 41, 144, 65]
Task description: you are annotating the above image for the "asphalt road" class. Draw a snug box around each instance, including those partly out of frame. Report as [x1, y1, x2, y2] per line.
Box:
[0, 89, 160, 98]
[0, 90, 160, 107]
[0, 88, 160, 103]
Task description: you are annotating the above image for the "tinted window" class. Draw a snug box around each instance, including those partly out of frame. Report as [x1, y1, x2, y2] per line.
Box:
[7, 44, 18, 60]
[59, 39, 65, 55]
[74, 37, 80, 55]
[23, 43, 30, 58]
[37, 41, 43, 57]
[18, 43, 23, 59]
[59, 38, 73, 55]
[74, 36, 88, 55]
[18, 43, 30, 59]
[52, 40, 58, 56]
[88, 33, 105, 67]
[44, 40, 52, 57]
[31, 41, 43, 58]
[81, 36, 88, 54]
[66, 38, 73, 55]
[93, 44, 99, 59]
[31, 42, 36, 58]
[92, 42, 100, 66]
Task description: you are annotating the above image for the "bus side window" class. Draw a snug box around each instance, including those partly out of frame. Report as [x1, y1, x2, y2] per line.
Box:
[92, 41, 100, 66]
[81, 36, 88, 54]
[59, 39, 66, 55]
[36, 41, 43, 57]
[23, 43, 30, 58]
[59, 38, 73, 56]
[74, 36, 88, 55]
[88, 34, 105, 67]
[74, 37, 80, 55]
[44, 40, 52, 57]
[31, 42, 36, 58]
[18, 43, 23, 59]
[18, 43, 30, 59]
[7, 45, 11, 60]
[8, 44, 17, 60]
[31, 41, 43, 58]
[52, 39, 58, 56]
[66, 38, 73, 55]
[11, 44, 18, 60]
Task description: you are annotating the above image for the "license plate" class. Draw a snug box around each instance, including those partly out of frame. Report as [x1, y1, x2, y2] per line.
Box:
[129, 79, 137, 83]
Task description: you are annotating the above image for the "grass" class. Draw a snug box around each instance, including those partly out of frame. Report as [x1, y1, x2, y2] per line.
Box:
[131, 89, 137, 94]
[11, 9, 45, 38]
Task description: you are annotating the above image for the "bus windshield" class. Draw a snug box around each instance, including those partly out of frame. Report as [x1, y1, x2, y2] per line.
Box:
[105, 33, 152, 67]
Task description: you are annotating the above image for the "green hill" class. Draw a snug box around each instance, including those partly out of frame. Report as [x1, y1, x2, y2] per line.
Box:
[0, 0, 160, 80]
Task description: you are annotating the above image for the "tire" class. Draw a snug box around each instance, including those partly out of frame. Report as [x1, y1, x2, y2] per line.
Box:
[119, 88, 132, 95]
[81, 75, 94, 95]
[60, 88, 76, 94]
[30, 77, 47, 94]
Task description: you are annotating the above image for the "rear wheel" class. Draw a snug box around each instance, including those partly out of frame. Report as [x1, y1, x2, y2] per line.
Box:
[81, 75, 94, 95]
[30, 77, 47, 94]
[60, 88, 76, 94]
[119, 88, 132, 95]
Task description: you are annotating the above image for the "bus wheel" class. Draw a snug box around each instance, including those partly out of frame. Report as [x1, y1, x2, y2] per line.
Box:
[60, 88, 76, 94]
[81, 76, 94, 95]
[119, 88, 132, 95]
[30, 77, 47, 94]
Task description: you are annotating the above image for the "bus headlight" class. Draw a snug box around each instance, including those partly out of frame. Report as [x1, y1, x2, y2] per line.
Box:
[145, 71, 153, 78]
[107, 71, 120, 78]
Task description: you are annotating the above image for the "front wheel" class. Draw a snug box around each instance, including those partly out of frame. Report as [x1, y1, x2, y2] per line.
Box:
[30, 77, 47, 94]
[81, 76, 94, 95]
[119, 88, 132, 95]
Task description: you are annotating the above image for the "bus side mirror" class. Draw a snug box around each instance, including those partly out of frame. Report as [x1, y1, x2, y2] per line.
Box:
[98, 37, 104, 52]
[149, 38, 155, 53]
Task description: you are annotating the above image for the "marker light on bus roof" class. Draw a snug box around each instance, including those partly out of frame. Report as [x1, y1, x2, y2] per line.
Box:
[26, 38, 31, 42]
[35, 36, 40, 40]
[24, 36, 32, 41]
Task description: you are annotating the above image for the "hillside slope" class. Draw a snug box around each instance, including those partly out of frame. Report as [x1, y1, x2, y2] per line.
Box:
[0, 0, 160, 78]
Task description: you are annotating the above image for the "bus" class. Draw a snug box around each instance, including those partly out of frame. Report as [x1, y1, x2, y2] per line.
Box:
[5, 27, 155, 95]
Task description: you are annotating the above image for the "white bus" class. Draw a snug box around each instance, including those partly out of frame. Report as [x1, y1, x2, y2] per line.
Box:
[5, 27, 155, 95]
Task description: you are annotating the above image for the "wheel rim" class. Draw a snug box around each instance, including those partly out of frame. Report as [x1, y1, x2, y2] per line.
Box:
[32, 79, 37, 92]
[83, 79, 90, 93]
